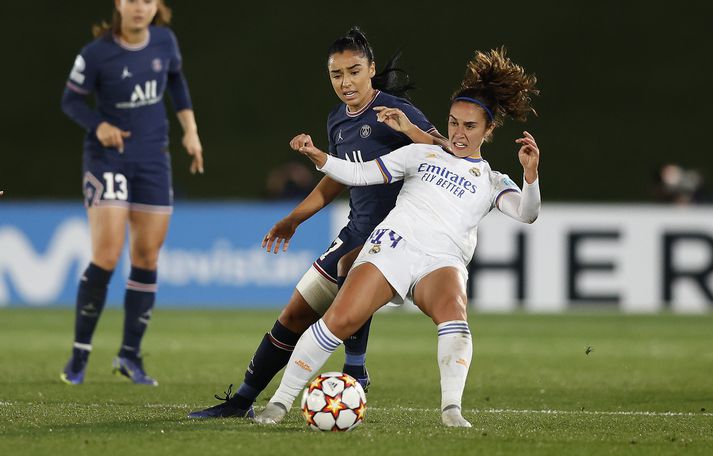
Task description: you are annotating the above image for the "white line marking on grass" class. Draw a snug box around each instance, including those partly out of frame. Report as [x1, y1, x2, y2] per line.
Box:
[2, 401, 711, 418]
[378, 407, 713, 418]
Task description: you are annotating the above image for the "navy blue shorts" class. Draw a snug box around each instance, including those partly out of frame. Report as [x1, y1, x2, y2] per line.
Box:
[312, 223, 374, 283]
[82, 150, 173, 213]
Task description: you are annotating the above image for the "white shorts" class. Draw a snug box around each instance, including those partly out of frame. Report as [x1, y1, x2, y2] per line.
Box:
[295, 266, 338, 315]
[351, 229, 468, 305]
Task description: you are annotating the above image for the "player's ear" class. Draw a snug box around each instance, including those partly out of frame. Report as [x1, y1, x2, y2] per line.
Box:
[368, 61, 376, 78]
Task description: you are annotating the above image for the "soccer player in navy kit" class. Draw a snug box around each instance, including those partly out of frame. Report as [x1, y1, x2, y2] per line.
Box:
[60, 0, 203, 386]
[189, 28, 441, 418]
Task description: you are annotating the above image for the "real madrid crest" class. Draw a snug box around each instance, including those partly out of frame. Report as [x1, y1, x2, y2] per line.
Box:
[469, 167, 481, 177]
[360, 124, 372, 138]
[368, 244, 381, 254]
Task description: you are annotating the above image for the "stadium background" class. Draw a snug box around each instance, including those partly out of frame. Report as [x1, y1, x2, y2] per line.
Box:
[0, 1, 712, 310]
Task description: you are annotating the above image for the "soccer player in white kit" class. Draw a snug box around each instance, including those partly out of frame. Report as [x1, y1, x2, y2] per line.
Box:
[256, 47, 541, 427]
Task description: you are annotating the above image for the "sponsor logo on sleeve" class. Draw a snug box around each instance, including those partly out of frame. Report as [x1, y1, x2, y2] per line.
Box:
[69, 55, 86, 84]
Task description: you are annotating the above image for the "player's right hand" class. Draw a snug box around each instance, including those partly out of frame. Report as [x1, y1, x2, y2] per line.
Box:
[289, 133, 314, 152]
[96, 121, 131, 153]
[373, 106, 415, 133]
[262, 217, 300, 254]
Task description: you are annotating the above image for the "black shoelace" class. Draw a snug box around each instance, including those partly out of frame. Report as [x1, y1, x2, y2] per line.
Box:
[214, 384, 235, 402]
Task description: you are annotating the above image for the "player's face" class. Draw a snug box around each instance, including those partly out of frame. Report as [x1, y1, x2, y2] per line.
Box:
[328, 50, 376, 111]
[447, 101, 494, 158]
[115, 0, 158, 32]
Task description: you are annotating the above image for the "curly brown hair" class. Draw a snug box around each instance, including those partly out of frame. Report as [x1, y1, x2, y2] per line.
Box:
[452, 47, 539, 130]
[92, 1, 172, 38]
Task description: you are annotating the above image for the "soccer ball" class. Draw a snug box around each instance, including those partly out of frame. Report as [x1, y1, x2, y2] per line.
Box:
[301, 372, 367, 432]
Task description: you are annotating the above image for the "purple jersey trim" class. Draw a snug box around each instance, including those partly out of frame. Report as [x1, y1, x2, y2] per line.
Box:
[375, 157, 392, 183]
[495, 188, 521, 208]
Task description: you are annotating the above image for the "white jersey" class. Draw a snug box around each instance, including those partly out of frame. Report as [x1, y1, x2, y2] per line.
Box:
[320, 143, 522, 264]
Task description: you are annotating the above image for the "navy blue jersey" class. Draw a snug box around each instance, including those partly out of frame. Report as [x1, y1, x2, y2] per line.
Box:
[63, 26, 191, 160]
[327, 90, 435, 230]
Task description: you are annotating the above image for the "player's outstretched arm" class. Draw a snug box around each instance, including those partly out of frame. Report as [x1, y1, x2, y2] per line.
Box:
[262, 176, 345, 254]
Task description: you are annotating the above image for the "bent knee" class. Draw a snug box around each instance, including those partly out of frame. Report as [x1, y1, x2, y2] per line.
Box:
[130, 247, 160, 269]
[322, 309, 363, 339]
[430, 294, 468, 323]
[92, 249, 122, 271]
[278, 295, 320, 333]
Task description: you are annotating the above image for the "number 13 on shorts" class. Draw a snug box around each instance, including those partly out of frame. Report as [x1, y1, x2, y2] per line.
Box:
[102, 172, 128, 200]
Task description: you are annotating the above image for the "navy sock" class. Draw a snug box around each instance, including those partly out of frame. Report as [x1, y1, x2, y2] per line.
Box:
[73, 263, 113, 351]
[343, 316, 372, 379]
[119, 267, 157, 359]
[337, 274, 371, 378]
[235, 320, 300, 409]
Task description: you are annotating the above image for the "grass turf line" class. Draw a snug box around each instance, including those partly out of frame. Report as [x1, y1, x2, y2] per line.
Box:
[0, 309, 711, 455]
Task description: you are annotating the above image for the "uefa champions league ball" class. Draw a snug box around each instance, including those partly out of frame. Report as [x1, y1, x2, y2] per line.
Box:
[301, 372, 367, 432]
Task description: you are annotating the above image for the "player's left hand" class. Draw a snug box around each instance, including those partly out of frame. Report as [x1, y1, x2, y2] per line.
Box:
[183, 130, 204, 174]
[374, 106, 415, 133]
[262, 217, 300, 254]
[516, 131, 539, 183]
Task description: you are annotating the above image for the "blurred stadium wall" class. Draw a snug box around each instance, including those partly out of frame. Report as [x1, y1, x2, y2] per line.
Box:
[0, 2, 711, 311]
[1, 202, 712, 312]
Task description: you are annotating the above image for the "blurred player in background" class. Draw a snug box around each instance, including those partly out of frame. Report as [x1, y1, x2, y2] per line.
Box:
[60, 0, 203, 386]
[189, 27, 442, 418]
[256, 48, 541, 427]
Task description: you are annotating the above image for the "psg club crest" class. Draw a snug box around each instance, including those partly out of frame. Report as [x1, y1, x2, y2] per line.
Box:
[469, 167, 481, 177]
[151, 58, 163, 72]
[360, 124, 372, 138]
[368, 244, 381, 254]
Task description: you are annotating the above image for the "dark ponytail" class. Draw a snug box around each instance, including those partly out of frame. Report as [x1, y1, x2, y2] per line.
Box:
[327, 27, 415, 99]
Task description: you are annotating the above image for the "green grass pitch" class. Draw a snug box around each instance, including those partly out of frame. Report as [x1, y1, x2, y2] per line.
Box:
[1, 308, 712, 455]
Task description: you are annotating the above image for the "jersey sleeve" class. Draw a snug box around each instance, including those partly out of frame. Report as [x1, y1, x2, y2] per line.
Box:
[167, 29, 184, 73]
[65, 47, 98, 95]
[396, 100, 436, 134]
[491, 172, 522, 209]
[373, 144, 412, 183]
[496, 176, 541, 223]
[319, 144, 412, 186]
[166, 29, 192, 111]
[62, 46, 102, 131]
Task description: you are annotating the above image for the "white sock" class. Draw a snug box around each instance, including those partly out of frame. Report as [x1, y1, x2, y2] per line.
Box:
[437, 320, 472, 411]
[270, 319, 342, 410]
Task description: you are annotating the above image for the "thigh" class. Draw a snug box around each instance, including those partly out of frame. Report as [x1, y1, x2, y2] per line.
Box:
[412, 266, 468, 324]
[87, 206, 129, 269]
[128, 210, 171, 269]
[323, 263, 394, 340]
